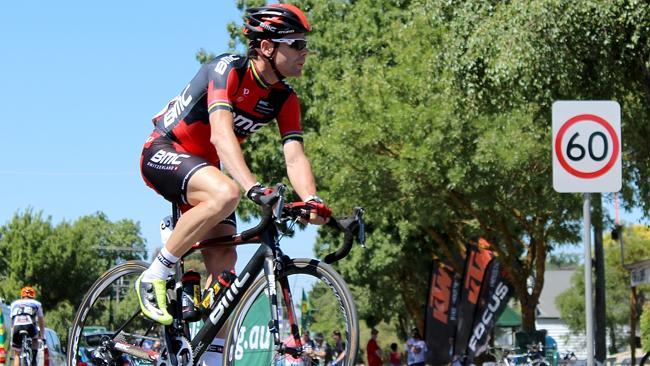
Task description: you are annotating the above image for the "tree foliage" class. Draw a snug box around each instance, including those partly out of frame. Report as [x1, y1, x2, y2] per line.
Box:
[557, 225, 650, 352]
[0, 209, 146, 345]
[221, 0, 650, 333]
[641, 304, 650, 353]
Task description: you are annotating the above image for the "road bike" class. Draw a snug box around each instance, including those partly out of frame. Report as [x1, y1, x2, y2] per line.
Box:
[18, 330, 42, 366]
[67, 184, 365, 366]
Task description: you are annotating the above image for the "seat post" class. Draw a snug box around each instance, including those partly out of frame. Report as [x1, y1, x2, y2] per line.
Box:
[171, 203, 180, 227]
[171, 202, 184, 274]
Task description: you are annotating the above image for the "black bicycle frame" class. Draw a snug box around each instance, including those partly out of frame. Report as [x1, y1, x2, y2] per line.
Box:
[156, 185, 362, 364]
[185, 220, 294, 362]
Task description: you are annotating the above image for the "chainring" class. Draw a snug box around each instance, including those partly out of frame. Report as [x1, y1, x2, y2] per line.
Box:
[156, 336, 193, 366]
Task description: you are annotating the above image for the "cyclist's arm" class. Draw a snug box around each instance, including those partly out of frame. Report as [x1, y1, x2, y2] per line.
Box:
[209, 110, 258, 192]
[276, 92, 319, 201]
[38, 315, 45, 339]
[37, 306, 45, 339]
[206, 56, 258, 192]
[283, 140, 317, 200]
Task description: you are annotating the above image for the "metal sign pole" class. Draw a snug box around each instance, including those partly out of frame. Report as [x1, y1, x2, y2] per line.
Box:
[584, 193, 594, 366]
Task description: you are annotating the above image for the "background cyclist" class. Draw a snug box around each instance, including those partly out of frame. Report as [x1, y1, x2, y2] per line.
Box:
[136, 4, 331, 364]
[10, 286, 45, 366]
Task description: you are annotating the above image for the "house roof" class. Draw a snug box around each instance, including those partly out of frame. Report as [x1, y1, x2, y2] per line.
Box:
[537, 269, 576, 318]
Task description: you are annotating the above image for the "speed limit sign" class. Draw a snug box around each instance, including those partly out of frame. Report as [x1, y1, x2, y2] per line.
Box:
[552, 101, 621, 192]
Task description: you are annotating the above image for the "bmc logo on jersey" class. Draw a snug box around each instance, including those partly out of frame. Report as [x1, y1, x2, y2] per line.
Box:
[150, 149, 190, 165]
[214, 55, 241, 75]
[163, 84, 193, 128]
[233, 113, 269, 134]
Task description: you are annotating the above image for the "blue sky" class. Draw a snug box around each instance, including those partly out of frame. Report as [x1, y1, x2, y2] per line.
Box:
[0, 0, 317, 272]
[1, 1, 646, 271]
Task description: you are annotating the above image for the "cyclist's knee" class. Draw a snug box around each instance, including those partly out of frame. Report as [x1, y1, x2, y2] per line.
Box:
[205, 179, 240, 208]
[203, 193, 238, 217]
[217, 180, 240, 209]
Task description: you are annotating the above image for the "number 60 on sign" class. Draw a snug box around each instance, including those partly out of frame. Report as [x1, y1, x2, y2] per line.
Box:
[552, 101, 622, 193]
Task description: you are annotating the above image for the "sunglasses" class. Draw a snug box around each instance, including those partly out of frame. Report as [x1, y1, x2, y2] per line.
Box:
[272, 38, 308, 51]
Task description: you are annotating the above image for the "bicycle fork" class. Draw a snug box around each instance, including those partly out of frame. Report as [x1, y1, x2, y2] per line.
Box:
[264, 256, 303, 358]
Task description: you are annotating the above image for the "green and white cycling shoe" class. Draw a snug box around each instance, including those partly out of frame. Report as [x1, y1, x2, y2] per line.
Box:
[135, 273, 173, 325]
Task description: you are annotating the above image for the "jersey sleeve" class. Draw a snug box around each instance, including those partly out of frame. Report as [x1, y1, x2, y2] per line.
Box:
[207, 57, 241, 114]
[276, 92, 303, 144]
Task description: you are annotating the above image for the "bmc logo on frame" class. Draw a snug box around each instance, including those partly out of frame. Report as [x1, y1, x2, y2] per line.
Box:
[150, 149, 190, 165]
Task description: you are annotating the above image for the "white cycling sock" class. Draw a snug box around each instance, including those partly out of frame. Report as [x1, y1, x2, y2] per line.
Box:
[198, 338, 224, 366]
[142, 247, 179, 281]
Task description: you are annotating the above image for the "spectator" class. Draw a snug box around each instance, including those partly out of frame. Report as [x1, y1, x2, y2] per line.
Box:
[367, 328, 383, 366]
[389, 343, 402, 366]
[312, 332, 331, 365]
[330, 330, 346, 366]
[301, 332, 316, 365]
[405, 328, 427, 366]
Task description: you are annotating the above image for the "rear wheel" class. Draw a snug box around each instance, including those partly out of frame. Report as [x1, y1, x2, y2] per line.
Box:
[67, 261, 165, 366]
[223, 258, 359, 366]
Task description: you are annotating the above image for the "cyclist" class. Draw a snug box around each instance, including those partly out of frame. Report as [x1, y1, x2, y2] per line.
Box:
[137, 0, 330, 329]
[10, 287, 45, 366]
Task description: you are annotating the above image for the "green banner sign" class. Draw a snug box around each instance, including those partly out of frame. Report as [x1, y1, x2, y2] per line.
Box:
[230, 292, 273, 365]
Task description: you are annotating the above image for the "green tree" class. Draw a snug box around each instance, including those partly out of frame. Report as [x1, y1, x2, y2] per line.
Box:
[641, 304, 650, 353]
[0, 209, 146, 345]
[220, 0, 650, 333]
[557, 225, 650, 352]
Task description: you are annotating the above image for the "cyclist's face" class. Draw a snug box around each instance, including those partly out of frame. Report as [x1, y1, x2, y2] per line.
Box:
[274, 34, 309, 78]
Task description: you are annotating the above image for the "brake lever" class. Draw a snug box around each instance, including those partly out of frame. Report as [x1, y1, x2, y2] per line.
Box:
[274, 189, 285, 224]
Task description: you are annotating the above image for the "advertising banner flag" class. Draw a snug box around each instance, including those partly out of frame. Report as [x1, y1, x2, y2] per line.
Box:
[425, 261, 461, 364]
[454, 241, 494, 356]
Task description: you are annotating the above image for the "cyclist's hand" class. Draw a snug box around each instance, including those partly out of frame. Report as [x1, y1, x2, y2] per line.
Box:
[306, 196, 331, 225]
[246, 183, 273, 205]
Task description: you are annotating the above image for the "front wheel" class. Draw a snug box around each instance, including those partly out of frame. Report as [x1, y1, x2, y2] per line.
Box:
[223, 258, 359, 366]
[67, 261, 166, 366]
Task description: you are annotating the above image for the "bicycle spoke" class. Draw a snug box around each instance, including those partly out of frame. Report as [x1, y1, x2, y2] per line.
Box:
[68, 261, 167, 366]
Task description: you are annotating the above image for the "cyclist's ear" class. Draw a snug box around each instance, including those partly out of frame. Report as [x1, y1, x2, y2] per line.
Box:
[259, 39, 276, 57]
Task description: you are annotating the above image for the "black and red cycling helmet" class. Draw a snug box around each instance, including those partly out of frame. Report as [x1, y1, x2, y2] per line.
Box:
[243, 4, 311, 40]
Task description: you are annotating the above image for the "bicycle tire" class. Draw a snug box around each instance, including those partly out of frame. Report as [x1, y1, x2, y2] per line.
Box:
[19, 355, 30, 366]
[67, 260, 162, 366]
[223, 258, 359, 366]
[640, 352, 650, 366]
[20, 337, 32, 366]
[19, 353, 30, 366]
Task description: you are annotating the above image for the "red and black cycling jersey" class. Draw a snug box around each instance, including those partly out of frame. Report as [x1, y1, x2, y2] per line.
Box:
[151, 53, 303, 164]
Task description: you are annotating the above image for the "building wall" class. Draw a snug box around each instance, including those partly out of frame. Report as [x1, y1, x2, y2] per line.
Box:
[537, 318, 588, 359]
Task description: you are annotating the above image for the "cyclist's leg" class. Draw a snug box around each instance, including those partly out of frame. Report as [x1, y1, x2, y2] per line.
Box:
[138, 135, 240, 324]
[198, 222, 237, 366]
[201, 222, 238, 284]
[137, 166, 240, 324]
[166, 166, 240, 257]
[11, 326, 26, 366]
[28, 325, 38, 365]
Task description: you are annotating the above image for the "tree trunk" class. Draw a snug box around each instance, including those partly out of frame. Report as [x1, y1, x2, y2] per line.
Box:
[521, 297, 537, 332]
